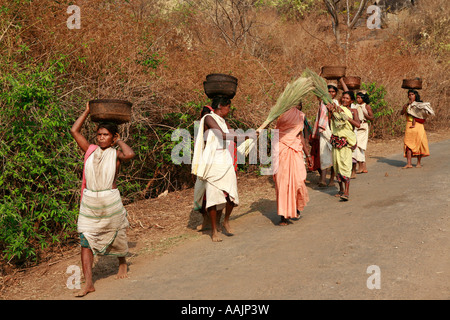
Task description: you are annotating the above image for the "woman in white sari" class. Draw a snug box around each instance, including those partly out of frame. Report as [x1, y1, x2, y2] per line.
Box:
[353, 91, 374, 174]
[192, 96, 256, 242]
[70, 103, 135, 297]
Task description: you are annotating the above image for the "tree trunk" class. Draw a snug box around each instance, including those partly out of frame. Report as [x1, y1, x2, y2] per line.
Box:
[323, 0, 369, 49]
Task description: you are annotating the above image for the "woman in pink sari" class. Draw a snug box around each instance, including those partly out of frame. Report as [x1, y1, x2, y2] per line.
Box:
[273, 104, 312, 225]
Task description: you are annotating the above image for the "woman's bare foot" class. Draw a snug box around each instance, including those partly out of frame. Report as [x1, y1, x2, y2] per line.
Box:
[402, 164, 413, 169]
[211, 230, 223, 242]
[222, 221, 234, 236]
[116, 258, 128, 279]
[75, 285, 95, 297]
[416, 164, 422, 168]
[279, 216, 290, 226]
[197, 219, 210, 231]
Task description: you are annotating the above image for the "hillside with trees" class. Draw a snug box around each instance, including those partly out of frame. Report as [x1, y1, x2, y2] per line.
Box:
[0, 0, 448, 269]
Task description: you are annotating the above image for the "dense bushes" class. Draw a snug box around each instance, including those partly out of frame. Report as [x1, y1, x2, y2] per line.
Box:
[360, 81, 401, 137]
[0, 58, 80, 264]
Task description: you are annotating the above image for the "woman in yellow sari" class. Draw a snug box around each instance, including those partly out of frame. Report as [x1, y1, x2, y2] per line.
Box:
[400, 89, 430, 168]
[327, 91, 360, 201]
[273, 104, 312, 225]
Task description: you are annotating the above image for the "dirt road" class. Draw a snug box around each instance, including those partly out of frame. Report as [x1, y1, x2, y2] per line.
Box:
[67, 139, 449, 300]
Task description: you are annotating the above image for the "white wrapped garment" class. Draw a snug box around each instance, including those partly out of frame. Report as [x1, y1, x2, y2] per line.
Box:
[78, 147, 129, 256]
[192, 112, 239, 211]
[407, 101, 435, 120]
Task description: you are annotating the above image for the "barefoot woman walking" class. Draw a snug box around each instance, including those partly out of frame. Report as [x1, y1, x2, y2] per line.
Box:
[273, 105, 312, 225]
[327, 89, 360, 201]
[70, 102, 135, 297]
[400, 89, 430, 168]
[192, 96, 255, 241]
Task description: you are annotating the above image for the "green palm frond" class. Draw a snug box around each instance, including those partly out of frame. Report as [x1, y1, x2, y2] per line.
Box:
[238, 76, 314, 156]
[302, 68, 333, 105]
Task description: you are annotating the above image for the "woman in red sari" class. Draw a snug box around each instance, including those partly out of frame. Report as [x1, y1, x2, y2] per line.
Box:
[273, 104, 312, 225]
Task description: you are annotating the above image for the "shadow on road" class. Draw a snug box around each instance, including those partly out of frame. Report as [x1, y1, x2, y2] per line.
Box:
[374, 156, 405, 167]
[240, 198, 279, 225]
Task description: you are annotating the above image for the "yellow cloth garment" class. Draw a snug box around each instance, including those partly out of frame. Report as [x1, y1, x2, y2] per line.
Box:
[331, 106, 356, 180]
[403, 116, 430, 157]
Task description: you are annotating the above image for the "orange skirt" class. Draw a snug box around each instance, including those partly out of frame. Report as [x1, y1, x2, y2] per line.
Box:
[273, 145, 309, 219]
[404, 120, 430, 157]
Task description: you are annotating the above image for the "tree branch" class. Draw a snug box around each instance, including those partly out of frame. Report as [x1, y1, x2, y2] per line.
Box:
[349, 0, 369, 29]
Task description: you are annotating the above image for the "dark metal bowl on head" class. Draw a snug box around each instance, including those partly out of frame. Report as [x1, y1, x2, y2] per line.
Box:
[89, 99, 132, 124]
[203, 73, 238, 99]
[402, 78, 422, 90]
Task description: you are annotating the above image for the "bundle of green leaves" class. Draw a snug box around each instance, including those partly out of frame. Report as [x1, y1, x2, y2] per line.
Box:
[238, 76, 313, 156]
[302, 68, 333, 105]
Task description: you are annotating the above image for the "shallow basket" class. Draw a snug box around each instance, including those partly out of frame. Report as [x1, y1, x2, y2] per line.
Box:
[206, 73, 238, 83]
[402, 78, 422, 90]
[89, 99, 132, 124]
[203, 73, 238, 99]
[337, 76, 361, 90]
[320, 66, 347, 80]
[203, 81, 238, 99]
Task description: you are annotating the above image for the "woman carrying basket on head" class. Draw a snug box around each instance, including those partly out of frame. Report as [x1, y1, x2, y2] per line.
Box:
[327, 79, 360, 201]
[400, 89, 431, 168]
[192, 96, 256, 242]
[70, 102, 135, 297]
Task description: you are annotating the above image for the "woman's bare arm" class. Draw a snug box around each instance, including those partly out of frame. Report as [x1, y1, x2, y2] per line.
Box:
[365, 105, 375, 121]
[70, 103, 91, 153]
[339, 77, 349, 92]
[349, 109, 361, 129]
[204, 115, 255, 142]
[400, 103, 408, 115]
[114, 135, 135, 162]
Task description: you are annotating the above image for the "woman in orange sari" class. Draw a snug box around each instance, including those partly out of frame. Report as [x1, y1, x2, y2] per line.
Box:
[400, 89, 430, 168]
[273, 104, 312, 226]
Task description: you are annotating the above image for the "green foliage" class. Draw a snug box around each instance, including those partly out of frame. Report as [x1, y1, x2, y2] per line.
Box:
[136, 50, 165, 71]
[361, 81, 391, 118]
[0, 57, 80, 264]
[361, 81, 402, 137]
[135, 40, 166, 74]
